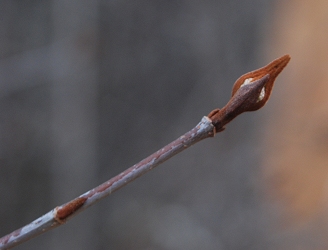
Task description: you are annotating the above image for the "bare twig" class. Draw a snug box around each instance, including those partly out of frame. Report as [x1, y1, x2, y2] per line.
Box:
[0, 55, 290, 250]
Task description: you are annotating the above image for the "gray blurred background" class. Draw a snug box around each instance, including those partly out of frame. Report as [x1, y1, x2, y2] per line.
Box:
[2, 1, 327, 250]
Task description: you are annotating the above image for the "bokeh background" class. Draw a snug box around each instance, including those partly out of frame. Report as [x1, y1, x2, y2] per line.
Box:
[1, 0, 328, 249]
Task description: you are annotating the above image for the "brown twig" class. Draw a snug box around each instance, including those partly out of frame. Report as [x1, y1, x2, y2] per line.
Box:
[0, 54, 290, 250]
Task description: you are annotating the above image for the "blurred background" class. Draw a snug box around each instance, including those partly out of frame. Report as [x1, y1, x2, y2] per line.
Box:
[1, 0, 328, 249]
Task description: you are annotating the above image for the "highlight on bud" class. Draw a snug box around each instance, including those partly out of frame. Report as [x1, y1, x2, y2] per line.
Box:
[208, 54, 291, 133]
[239, 77, 265, 102]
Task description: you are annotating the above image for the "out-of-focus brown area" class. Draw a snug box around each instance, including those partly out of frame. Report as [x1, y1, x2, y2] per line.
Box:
[262, 0, 328, 247]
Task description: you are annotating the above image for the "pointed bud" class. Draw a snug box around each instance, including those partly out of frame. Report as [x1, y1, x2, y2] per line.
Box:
[208, 55, 291, 133]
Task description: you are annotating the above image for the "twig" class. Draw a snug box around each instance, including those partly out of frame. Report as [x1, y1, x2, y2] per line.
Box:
[0, 55, 290, 250]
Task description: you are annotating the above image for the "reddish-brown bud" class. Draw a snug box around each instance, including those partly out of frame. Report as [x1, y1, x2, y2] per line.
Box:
[208, 55, 291, 133]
